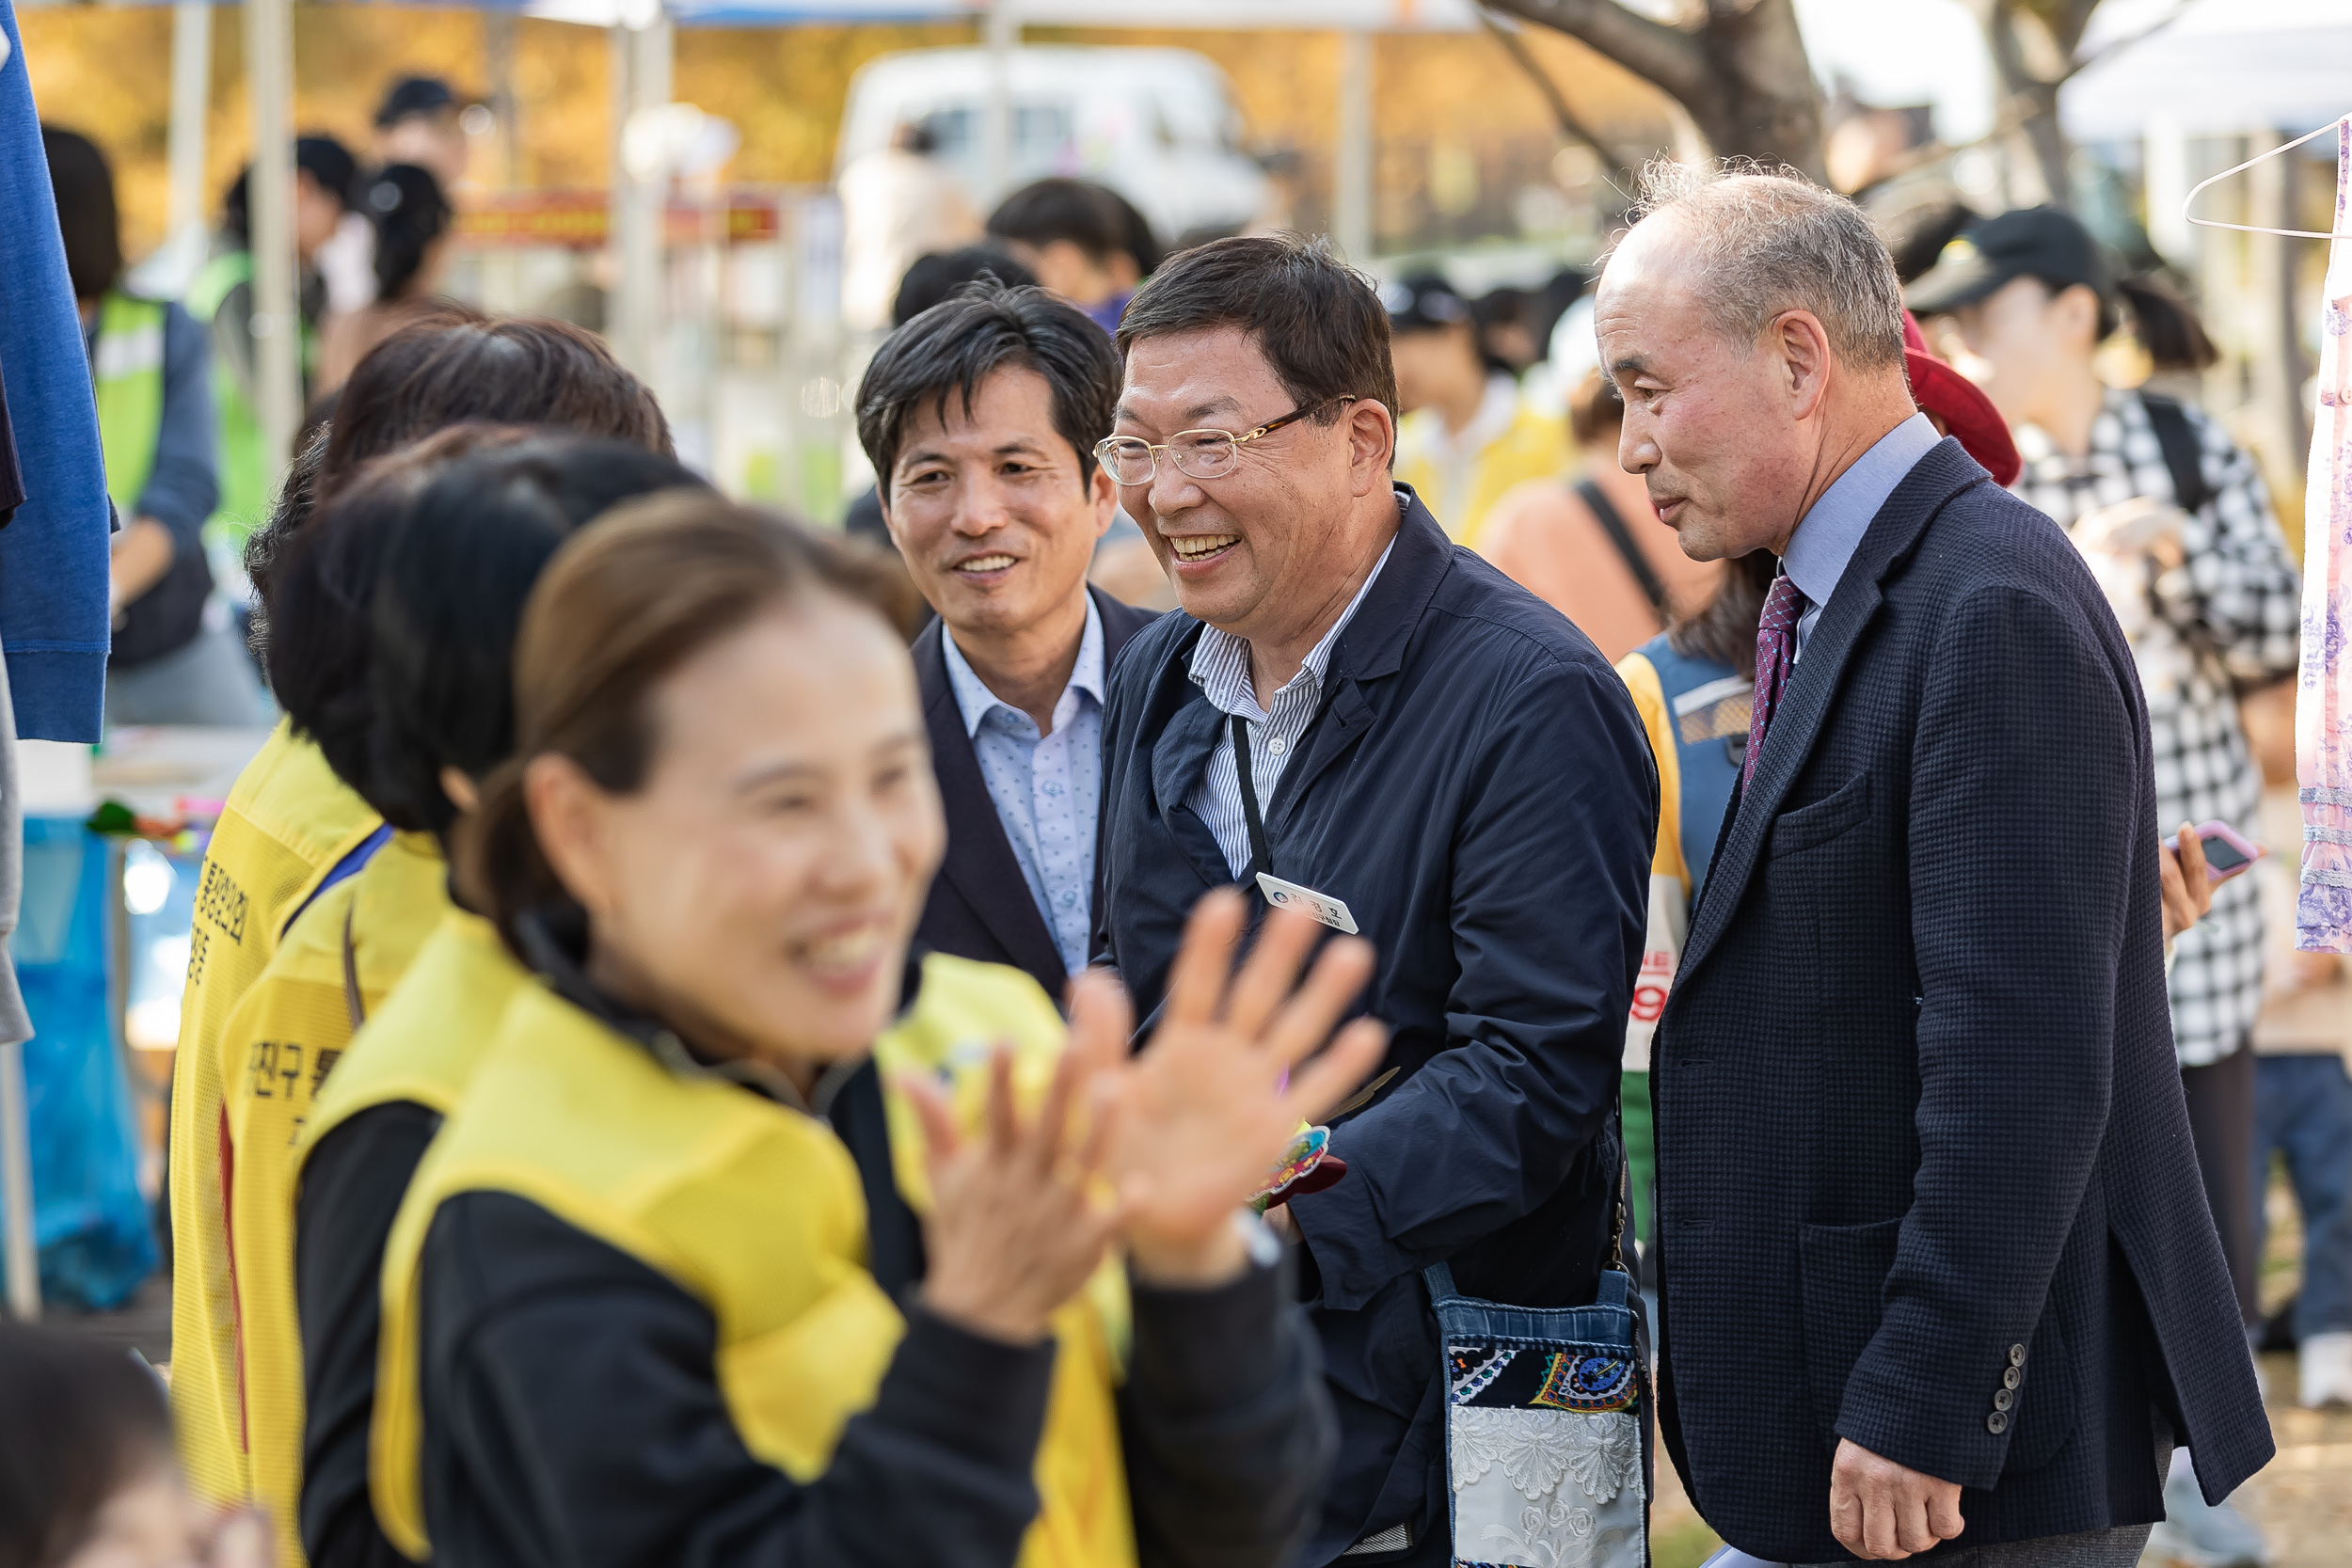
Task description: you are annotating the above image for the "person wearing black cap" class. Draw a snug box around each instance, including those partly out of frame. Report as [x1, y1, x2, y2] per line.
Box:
[1384, 272, 1566, 547]
[1912, 204, 2297, 1568]
[372, 75, 469, 192]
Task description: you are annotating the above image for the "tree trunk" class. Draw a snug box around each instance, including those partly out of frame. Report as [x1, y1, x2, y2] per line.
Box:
[1483, 0, 1829, 184]
[1973, 0, 2073, 207]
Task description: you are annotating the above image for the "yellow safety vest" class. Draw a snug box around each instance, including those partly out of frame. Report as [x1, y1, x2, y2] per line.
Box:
[373, 953, 1137, 1568]
[168, 723, 381, 1513]
[300, 908, 532, 1157]
[173, 829, 449, 1568]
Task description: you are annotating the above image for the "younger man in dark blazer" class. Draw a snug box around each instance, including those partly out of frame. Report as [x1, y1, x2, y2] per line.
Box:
[855, 281, 1156, 1005]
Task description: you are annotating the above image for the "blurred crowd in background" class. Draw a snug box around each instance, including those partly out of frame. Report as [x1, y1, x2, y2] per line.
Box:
[5, 4, 2352, 1566]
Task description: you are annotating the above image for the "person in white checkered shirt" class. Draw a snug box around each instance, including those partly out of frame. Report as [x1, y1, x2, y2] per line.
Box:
[1913, 205, 2298, 1568]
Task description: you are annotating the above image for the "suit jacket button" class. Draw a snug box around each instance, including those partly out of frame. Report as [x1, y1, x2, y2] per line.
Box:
[1994, 1388, 2015, 1412]
[1986, 1412, 2009, 1434]
[2009, 1344, 2027, 1367]
[2003, 1367, 2022, 1390]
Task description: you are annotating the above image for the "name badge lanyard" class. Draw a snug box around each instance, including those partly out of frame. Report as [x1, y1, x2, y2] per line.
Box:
[1232, 713, 1276, 877]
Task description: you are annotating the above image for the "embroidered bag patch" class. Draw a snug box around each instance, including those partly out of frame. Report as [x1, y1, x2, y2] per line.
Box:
[1426, 1264, 1645, 1568]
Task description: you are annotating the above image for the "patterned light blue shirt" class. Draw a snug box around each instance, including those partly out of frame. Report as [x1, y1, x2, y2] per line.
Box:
[940, 596, 1106, 979]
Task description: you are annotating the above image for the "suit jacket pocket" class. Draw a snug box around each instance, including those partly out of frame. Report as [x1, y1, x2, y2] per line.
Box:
[1771, 773, 1871, 859]
[1798, 1216, 1903, 1455]
[2000, 1303, 2080, 1476]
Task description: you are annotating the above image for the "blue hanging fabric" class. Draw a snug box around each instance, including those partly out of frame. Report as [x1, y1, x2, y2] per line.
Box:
[0, 0, 115, 743]
[2, 817, 158, 1309]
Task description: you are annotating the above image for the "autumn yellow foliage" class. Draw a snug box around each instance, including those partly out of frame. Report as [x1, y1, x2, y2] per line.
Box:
[18, 6, 1672, 262]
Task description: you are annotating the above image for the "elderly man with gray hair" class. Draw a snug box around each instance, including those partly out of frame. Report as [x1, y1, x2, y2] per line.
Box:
[1602, 163, 2273, 1567]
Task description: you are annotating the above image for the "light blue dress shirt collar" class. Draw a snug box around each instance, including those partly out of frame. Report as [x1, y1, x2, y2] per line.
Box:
[938, 594, 1107, 979]
[1781, 411, 1941, 657]
[941, 592, 1105, 738]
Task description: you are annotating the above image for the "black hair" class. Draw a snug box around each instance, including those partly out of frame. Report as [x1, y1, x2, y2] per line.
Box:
[1117, 232, 1402, 448]
[40, 126, 120, 303]
[0, 1323, 172, 1568]
[1669, 548, 1781, 680]
[1100, 185, 1163, 277]
[856, 278, 1120, 501]
[2115, 274, 2217, 372]
[272, 424, 537, 799]
[364, 164, 453, 299]
[251, 313, 670, 705]
[368, 436, 707, 838]
[242, 303, 486, 636]
[2020, 270, 2217, 373]
[223, 135, 359, 248]
[987, 178, 1145, 268]
[891, 245, 1038, 328]
[1883, 198, 1977, 286]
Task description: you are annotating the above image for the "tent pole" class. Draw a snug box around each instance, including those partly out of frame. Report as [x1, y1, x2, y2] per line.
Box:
[167, 0, 212, 254]
[1333, 28, 1373, 261]
[983, 0, 1015, 207]
[244, 0, 299, 478]
[612, 10, 671, 383]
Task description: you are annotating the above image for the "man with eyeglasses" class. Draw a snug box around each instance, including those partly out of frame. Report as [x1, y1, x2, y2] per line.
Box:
[854, 280, 1159, 1006]
[1092, 233, 1659, 1566]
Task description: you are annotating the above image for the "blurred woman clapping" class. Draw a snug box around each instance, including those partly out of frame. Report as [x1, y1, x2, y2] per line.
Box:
[370, 494, 1383, 1568]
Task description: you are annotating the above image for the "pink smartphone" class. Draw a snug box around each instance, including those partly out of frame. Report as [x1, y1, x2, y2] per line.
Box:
[2164, 820, 2263, 885]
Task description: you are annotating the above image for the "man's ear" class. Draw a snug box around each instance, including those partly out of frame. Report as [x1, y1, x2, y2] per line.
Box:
[1087, 461, 1119, 541]
[1776, 309, 1836, 423]
[1348, 399, 1398, 497]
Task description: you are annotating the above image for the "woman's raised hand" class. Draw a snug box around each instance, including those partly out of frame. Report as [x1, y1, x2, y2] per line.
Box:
[1086, 889, 1388, 1287]
[901, 1023, 1126, 1345]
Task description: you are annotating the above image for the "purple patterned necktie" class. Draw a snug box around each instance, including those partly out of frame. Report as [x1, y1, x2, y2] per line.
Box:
[1742, 572, 1807, 784]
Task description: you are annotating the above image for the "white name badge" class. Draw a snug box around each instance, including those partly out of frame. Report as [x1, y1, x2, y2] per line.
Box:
[1256, 873, 1359, 934]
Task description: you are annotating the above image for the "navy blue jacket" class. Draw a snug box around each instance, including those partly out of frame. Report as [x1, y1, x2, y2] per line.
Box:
[1652, 439, 2274, 1561]
[1096, 490, 1657, 1563]
[913, 585, 1160, 1007]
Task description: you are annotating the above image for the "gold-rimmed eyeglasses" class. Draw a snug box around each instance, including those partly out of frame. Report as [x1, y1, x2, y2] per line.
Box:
[1093, 397, 1358, 485]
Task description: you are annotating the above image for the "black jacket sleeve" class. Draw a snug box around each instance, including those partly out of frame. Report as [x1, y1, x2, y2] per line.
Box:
[1120, 1244, 1335, 1568]
[296, 1101, 441, 1568]
[418, 1190, 1058, 1568]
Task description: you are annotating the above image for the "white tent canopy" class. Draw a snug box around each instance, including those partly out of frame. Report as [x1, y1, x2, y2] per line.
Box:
[2063, 0, 2352, 142]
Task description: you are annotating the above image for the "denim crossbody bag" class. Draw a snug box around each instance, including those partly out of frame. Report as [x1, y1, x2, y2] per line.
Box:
[1423, 1152, 1646, 1568]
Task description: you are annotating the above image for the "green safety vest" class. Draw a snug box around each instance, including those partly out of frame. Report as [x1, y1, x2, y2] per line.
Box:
[92, 291, 167, 519]
[186, 252, 268, 548]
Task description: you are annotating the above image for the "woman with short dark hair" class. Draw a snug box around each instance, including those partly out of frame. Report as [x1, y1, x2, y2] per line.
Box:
[167, 318, 672, 1558]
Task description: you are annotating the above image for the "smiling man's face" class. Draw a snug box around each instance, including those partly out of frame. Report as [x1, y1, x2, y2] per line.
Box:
[1593, 216, 1812, 562]
[882, 363, 1114, 640]
[1113, 325, 1370, 638]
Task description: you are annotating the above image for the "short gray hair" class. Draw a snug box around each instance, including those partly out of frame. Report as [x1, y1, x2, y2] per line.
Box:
[1618, 159, 1906, 373]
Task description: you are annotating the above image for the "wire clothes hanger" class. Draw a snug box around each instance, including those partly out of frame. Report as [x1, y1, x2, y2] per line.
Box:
[2184, 114, 2352, 239]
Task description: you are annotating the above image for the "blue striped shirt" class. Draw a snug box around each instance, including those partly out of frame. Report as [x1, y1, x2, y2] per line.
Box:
[1185, 539, 1395, 877]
